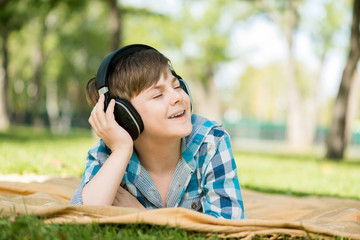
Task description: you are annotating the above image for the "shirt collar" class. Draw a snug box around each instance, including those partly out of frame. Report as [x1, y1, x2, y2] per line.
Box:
[183, 114, 221, 156]
[126, 114, 221, 181]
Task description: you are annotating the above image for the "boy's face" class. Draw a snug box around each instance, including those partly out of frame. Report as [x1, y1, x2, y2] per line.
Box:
[131, 68, 192, 140]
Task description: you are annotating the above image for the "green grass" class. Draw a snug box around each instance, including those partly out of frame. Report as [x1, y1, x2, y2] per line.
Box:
[235, 151, 360, 199]
[1, 125, 359, 199]
[0, 126, 95, 176]
[0, 215, 215, 240]
[1, 125, 360, 239]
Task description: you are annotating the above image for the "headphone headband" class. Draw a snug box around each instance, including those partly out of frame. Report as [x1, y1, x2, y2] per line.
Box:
[94, 44, 193, 140]
[96, 44, 156, 94]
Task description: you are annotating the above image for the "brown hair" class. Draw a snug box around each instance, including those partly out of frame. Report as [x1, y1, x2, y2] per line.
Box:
[86, 49, 170, 106]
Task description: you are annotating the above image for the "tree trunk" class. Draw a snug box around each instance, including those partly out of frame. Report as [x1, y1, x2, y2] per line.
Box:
[325, 0, 360, 160]
[192, 81, 222, 122]
[46, 79, 59, 133]
[108, 0, 122, 51]
[345, 70, 360, 144]
[46, 79, 73, 135]
[306, 53, 326, 145]
[29, 19, 46, 125]
[284, 1, 307, 150]
[0, 25, 10, 130]
[192, 65, 222, 122]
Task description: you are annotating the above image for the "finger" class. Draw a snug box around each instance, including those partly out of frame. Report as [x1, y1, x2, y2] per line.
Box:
[90, 99, 105, 131]
[90, 105, 102, 128]
[88, 113, 101, 136]
[94, 96, 107, 126]
[88, 115, 97, 131]
[98, 94, 105, 112]
[105, 99, 116, 121]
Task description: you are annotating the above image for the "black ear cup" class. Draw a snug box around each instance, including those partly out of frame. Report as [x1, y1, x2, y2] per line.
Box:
[96, 44, 193, 141]
[103, 92, 111, 111]
[169, 64, 193, 110]
[113, 98, 144, 141]
[179, 78, 193, 110]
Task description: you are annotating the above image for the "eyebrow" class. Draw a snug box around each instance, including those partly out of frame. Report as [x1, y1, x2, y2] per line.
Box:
[146, 76, 178, 92]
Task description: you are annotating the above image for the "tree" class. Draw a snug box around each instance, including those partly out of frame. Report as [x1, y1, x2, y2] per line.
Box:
[107, 0, 122, 51]
[257, 0, 309, 149]
[299, 1, 349, 149]
[178, 0, 252, 121]
[256, 0, 351, 151]
[326, 0, 360, 160]
[0, 1, 32, 130]
[42, 0, 107, 133]
[282, 0, 307, 150]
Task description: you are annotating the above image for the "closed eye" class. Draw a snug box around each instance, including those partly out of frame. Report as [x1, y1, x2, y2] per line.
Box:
[173, 79, 181, 89]
[153, 93, 162, 99]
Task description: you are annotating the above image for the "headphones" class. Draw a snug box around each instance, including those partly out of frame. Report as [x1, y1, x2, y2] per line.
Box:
[96, 44, 193, 141]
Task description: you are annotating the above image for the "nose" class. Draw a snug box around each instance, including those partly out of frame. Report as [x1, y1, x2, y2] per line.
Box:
[170, 88, 183, 106]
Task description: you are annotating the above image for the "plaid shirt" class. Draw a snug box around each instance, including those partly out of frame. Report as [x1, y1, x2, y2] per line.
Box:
[69, 114, 245, 220]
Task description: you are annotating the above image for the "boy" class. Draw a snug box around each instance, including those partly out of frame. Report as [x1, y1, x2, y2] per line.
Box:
[69, 44, 245, 220]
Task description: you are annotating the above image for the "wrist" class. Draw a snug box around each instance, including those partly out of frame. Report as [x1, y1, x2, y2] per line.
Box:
[111, 146, 133, 158]
[108, 141, 133, 153]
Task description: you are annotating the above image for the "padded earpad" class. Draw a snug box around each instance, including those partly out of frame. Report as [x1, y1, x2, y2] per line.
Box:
[179, 78, 193, 110]
[113, 98, 144, 141]
[96, 44, 192, 141]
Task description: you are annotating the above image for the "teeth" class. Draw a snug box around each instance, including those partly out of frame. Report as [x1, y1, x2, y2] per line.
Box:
[169, 111, 184, 119]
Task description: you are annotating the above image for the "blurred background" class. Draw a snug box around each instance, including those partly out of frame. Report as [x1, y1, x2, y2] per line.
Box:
[1, 0, 360, 161]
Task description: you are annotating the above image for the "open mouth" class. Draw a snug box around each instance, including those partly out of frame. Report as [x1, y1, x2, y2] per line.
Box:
[168, 110, 185, 119]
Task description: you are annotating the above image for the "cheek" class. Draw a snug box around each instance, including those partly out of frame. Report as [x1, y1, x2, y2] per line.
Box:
[137, 103, 162, 125]
[131, 98, 150, 119]
[135, 105, 149, 121]
[186, 98, 192, 111]
[182, 92, 191, 107]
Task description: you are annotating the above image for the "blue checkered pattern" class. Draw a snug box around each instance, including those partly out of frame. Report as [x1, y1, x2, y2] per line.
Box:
[69, 114, 245, 220]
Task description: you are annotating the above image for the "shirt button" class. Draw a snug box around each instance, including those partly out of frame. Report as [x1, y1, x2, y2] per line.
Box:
[191, 202, 197, 209]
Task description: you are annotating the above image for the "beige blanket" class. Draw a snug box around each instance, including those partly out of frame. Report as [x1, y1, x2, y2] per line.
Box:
[0, 176, 359, 239]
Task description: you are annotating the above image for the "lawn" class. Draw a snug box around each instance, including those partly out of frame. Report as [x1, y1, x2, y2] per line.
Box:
[1, 125, 359, 239]
[236, 151, 360, 199]
[1, 125, 359, 199]
[0, 215, 216, 240]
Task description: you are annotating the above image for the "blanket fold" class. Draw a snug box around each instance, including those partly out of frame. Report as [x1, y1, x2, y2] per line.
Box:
[0, 176, 359, 239]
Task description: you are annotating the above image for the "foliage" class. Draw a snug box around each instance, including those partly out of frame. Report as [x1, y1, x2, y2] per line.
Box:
[8, 0, 109, 126]
[225, 62, 287, 122]
[178, 0, 252, 88]
[0, 0, 357, 158]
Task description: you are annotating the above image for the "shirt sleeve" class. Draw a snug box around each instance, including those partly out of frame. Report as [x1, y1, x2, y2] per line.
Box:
[68, 140, 110, 205]
[201, 131, 245, 220]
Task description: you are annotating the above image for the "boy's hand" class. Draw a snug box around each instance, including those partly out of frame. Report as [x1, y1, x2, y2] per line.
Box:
[113, 186, 146, 210]
[89, 94, 133, 152]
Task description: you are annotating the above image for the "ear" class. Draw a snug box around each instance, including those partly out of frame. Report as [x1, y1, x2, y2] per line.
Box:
[113, 98, 144, 141]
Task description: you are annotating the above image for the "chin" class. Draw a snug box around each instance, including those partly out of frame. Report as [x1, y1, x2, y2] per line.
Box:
[180, 124, 193, 137]
[167, 125, 192, 139]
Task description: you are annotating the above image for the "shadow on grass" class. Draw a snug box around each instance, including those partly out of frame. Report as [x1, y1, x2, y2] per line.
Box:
[243, 184, 360, 200]
[236, 150, 360, 166]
